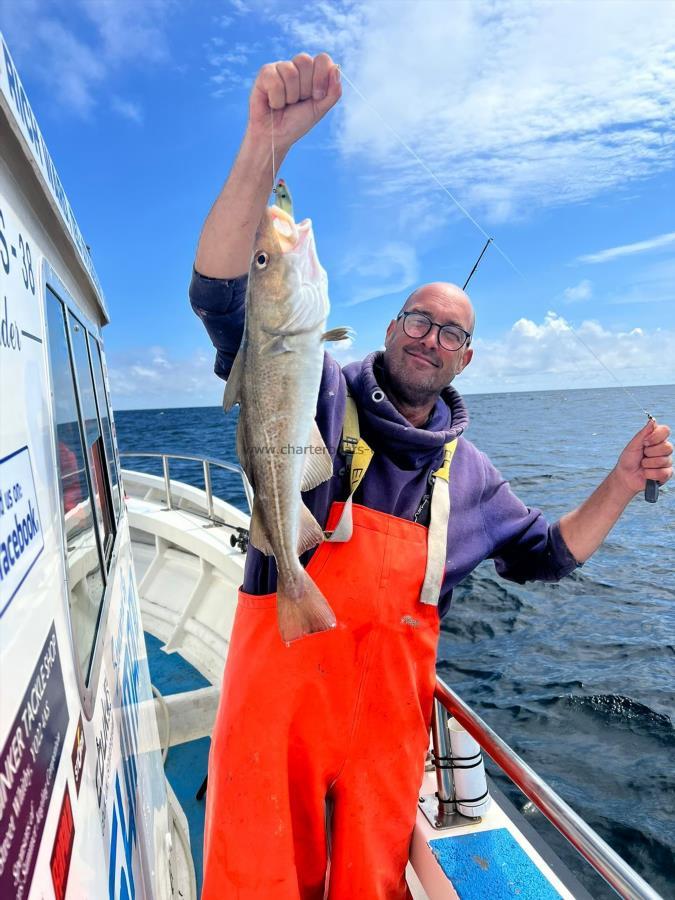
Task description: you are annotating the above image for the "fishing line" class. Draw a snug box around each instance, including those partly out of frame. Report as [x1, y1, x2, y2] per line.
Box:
[515, 300, 667, 507]
[340, 68, 646, 412]
[558, 322, 650, 419]
[338, 69, 523, 280]
[340, 67, 670, 504]
[270, 107, 277, 196]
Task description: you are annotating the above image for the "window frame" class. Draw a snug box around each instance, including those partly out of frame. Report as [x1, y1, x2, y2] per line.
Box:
[42, 261, 121, 718]
[88, 333, 123, 525]
[67, 308, 117, 562]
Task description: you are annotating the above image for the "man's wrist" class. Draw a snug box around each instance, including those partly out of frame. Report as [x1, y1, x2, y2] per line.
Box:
[240, 128, 290, 172]
[607, 466, 639, 504]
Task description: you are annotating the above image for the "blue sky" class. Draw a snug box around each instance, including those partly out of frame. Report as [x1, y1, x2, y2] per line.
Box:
[2, 0, 675, 409]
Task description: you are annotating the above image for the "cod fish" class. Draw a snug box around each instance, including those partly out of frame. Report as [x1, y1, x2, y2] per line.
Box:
[223, 204, 350, 643]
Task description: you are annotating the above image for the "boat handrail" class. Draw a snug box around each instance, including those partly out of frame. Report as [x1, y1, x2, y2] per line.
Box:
[435, 677, 662, 900]
[119, 451, 254, 517]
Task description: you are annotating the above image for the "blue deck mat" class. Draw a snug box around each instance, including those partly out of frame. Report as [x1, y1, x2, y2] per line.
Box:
[429, 828, 563, 900]
[145, 632, 211, 894]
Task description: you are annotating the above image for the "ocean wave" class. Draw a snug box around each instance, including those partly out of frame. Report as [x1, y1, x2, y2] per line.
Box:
[563, 693, 674, 738]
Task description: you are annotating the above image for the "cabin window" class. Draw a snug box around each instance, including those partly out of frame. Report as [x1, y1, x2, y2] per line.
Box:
[45, 288, 105, 680]
[68, 312, 116, 561]
[89, 336, 121, 522]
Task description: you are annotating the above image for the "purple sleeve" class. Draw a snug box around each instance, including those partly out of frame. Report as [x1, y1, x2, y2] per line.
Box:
[189, 269, 247, 380]
[479, 453, 580, 583]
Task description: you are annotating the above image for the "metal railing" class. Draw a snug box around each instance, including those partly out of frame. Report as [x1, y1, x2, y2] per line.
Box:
[434, 677, 662, 900]
[119, 451, 253, 518]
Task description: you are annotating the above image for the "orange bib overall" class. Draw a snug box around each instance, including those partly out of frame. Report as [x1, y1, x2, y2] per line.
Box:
[202, 501, 440, 899]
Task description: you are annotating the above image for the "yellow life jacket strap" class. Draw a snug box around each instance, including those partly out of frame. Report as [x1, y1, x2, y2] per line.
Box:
[341, 392, 361, 456]
[434, 439, 458, 483]
[326, 394, 373, 542]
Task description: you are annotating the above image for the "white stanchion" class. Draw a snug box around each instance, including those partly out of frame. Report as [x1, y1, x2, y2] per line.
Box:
[448, 717, 491, 817]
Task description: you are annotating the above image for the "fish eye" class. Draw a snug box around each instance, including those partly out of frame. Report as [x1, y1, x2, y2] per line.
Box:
[255, 251, 269, 269]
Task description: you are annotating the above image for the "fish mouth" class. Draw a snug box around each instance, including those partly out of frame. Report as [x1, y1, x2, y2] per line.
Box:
[265, 205, 317, 257]
[265, 205, 324, 286]
[266, 205, 299, 253]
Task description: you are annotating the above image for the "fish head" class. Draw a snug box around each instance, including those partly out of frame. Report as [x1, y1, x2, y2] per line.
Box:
[249, 206, 329, 329]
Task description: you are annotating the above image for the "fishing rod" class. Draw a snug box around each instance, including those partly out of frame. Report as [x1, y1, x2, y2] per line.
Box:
[340, 68, 663, 505]
[463, 237, 493, 291]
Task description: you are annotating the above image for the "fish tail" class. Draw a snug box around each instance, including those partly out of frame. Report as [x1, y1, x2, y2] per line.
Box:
[277, 569, 337, 644]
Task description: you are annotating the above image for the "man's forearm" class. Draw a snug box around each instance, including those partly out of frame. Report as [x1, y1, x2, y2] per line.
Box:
[558, 469, 635, 563]
[194, 131, 287, 279]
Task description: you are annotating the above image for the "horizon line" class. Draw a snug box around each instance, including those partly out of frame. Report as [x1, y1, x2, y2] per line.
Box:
[112, 380, 675, 413]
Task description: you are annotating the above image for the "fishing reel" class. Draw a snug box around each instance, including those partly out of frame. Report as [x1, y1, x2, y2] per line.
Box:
[229, 527, 249, 554]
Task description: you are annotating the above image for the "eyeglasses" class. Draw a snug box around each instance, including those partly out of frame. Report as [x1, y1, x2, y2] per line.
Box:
[396, 311, 472, 351]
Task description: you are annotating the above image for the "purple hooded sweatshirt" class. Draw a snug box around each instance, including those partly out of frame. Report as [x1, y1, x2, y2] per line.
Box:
[190, 271, 579, 617]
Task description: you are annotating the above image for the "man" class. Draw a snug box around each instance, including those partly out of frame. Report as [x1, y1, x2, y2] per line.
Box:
[190, 53, 672, 899]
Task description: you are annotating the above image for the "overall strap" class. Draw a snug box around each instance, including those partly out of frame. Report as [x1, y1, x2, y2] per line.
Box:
[420, 439, 458, 606]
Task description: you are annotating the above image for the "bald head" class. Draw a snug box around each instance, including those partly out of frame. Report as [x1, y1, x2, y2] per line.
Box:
[382, 281, 476, 421]
[402, 282, 475, 336]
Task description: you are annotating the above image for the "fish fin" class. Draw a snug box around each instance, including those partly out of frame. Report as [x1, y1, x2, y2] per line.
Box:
[322, 326, 354, 343]
[248, 496, 274, 555]
[264, 334, 293, 355]
[300, 422, 333, 491]
[223, 347, 245, 411]
[277, 569, 336, 643]
[263, 324, 314, 337]
[297, 500, 325, 555]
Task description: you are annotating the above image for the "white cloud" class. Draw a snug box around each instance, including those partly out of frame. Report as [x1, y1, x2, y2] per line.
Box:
[597, 257, 675, 306]
[108, 346, 223, 409]
[108, 315, 675, 407]
[130, 365, 158, 379]
[210, 73, 252, 98]
[30, 18, 106, 116]
[340, 242, 418, 306]
[329, 335, 353, 352]
[150, 347, 171, 367]
[207, 0, 367, 97]
[206, 39, 261, 97]
[326, 333, 358, 365]
[460, 312, 675, 393]
[276, 1, 367, 56]
[3, 0, 172, 116]
[269, 0, 675, 224]
[111, 96, 143, 123]
[563, 279, 593, 303]
[79, 0, 170, 65]
[576, 232, 675, 265]
[218, 51, 249, 65]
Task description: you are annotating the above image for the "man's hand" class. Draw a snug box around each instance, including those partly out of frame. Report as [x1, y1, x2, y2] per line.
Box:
[247, 53, 341, 152]
[612, 419, 673, 496]
[194, 51, 340, 279]
[559, 418, 672, 563]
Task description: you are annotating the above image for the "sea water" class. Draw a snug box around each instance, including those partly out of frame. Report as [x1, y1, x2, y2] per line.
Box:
[115, 383, 674, 897]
